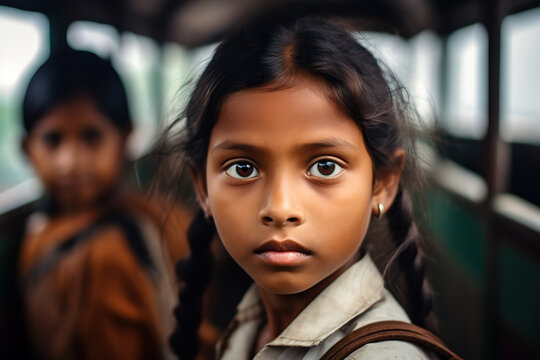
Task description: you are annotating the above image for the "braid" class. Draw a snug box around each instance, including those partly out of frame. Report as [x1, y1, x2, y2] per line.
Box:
[385, 188, 436, 333]
[170, 209, 215, 360]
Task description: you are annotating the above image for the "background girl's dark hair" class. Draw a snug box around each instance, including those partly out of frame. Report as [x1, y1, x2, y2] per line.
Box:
[155, 16, 434, 359]
[22, 47, 132, 133]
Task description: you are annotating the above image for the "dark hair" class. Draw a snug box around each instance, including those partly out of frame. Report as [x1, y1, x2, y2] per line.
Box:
[22, 48, 132, 133]
[159, 17, 434, 359]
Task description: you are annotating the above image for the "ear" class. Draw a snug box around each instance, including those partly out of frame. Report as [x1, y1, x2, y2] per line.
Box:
[188, 165, 212, 217]
[120, 127, 132, 152]
[21, 136, 30, 157]
[122, 125, 132, 141]
[372, 149, 405, 218]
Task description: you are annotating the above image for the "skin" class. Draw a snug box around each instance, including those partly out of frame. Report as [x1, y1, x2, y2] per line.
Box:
[191, 78, 403, 352]
[23, 96, 129, 214]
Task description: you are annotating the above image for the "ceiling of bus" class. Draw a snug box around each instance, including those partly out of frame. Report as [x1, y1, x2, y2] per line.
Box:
[1, 0, 539, 48]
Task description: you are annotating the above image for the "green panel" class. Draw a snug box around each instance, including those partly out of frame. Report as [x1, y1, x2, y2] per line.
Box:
[426, 187, 487, 287]
[498, 243, 540, 352]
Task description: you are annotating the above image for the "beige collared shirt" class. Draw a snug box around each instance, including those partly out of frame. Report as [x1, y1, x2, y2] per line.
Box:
[217, 255, 433, 359]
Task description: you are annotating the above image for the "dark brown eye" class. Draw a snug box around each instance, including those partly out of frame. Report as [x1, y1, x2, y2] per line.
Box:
[42, 132, 61, 149]
[309, 160, 343, 178]
[317, 161, 335, 176]
[82, 127, 103, 146]
[225, 161, 259, 179]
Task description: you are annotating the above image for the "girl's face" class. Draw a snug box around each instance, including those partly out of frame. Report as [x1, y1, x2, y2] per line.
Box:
[193, 79, 396, 295]
[24, 96, 128, 213]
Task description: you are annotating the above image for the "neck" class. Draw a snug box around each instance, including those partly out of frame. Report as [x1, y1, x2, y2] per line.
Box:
[254, 254, 359, 352]
[53, 184, 126, 216]
[257, 288, 314, 337]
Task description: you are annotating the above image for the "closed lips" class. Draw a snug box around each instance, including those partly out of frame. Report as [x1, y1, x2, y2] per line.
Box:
[254, 240, 312, 255]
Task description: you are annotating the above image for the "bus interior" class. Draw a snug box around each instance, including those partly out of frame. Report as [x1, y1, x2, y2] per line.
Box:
[1, 0, 539, 359]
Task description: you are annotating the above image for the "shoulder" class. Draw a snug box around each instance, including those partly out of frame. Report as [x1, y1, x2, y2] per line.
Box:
[344, 290, 435, 359]
[80, 221, 161, 315]
[81, 207, 177, 303]
[123, 194, 192, 262]
[351, 287, 411, 327]
[85, 223, 138, 265]
[83, 209, 158, 276]
[115, 194, 192, 263]
[346, 340, 434, 359]
[77, 224, 152, 297]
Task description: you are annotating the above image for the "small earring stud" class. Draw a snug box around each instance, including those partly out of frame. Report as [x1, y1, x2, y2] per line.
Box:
[376, 203, 384, 219]
[204, 198, 212, 221]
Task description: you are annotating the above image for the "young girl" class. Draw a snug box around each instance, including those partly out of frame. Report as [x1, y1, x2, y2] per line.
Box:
[162, 17, 459, 360]
[6, 48, 191, 360]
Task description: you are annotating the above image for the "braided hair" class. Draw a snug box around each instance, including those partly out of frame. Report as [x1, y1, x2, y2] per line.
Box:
[385, 188, 436, 331]
[160, 16, 435, 359]
[169, 210, 215, 359]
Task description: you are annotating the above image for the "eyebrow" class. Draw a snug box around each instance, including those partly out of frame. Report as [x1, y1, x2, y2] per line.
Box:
[211, 141, 262, 154]
[298, 138, 357, 152]
[210, 137, 357, 154]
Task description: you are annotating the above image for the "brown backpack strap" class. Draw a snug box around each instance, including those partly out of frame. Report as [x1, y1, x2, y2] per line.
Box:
[320, 321, 463, 360]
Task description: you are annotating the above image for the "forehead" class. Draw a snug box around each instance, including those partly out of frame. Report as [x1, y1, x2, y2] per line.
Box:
[211, 79, 365, 150]
[30, 96, 115, 133]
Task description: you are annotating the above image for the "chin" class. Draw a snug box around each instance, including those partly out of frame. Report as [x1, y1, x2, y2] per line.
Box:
[57, 196, 98, 212]
[257, 277, 314, 295]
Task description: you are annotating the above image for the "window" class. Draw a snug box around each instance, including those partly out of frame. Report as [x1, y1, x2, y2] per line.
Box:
[407, 31, 442, 126]
[356, 31, 442, 126]
[501, 8, 540, 207]
[162, 42, 191, 124]
[161, 41, 218, 125]
[501, 7, 540, 144]
[0, 6, 49, 192]
[67, 21, 118, 58]
[356, 32, 411, 84]
[443, 23, 488, 139]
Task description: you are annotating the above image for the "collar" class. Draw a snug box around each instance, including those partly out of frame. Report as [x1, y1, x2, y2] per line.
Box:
[232, 254, 385, 348]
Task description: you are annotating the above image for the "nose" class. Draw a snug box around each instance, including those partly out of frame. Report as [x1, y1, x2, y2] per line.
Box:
[258, 174, 304, 227]
[55, 141, 81, 175]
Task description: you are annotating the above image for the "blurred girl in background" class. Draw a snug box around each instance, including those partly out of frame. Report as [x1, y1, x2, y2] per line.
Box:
[8, 48, 190, 360]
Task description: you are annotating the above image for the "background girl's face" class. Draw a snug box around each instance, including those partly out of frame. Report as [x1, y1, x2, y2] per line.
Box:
[24, 96, 127, 212]
[197, 79, 377, 295]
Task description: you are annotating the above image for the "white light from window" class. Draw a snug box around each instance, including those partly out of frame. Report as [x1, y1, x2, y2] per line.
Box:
[0, 6, 49, 100]
[356, 32, 411, 87]
[501, 8, 540, 143]
[444, 23, 488, 139]
[67, 21, 119, 59]
[0, 6, 48, 192]
[408, 30, 442, 126]
[115, 32, 160, 157]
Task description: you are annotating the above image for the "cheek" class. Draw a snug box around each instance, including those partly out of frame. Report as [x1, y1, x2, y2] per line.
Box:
[26, 144, 53, 179]
[94, 138, 125, 181]
[206, 175, 260, 259]
[210, 187, 256, 244]
[308, 180, 373, 249]
[332, 200, 372, 252]
[211, 211, 250, 270]
[97, 152, 122, 178]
